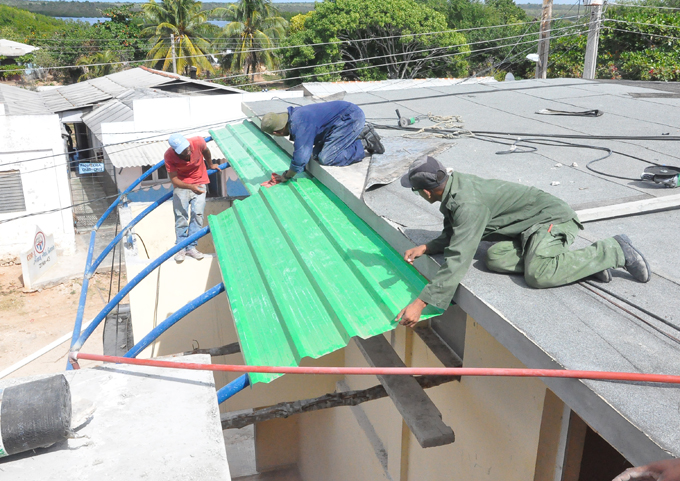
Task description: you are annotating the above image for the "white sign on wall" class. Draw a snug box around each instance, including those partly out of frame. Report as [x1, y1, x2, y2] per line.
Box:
[20, 226, 58, 289]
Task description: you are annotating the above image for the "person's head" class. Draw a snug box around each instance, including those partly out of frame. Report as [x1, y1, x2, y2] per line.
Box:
[400, 155, 449, 204]
[261, 112, 290, 136]
[168, 133, 191, 161]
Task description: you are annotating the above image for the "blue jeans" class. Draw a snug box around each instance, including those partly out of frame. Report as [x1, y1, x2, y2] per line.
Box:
[173, 186, 206, 249]
[315, 105, 366, 167]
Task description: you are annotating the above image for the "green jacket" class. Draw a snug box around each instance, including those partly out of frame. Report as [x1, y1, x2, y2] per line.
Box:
[419, 173, 579, 309]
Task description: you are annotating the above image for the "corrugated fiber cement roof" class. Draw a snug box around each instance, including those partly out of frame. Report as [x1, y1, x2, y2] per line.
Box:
[209, 121, 440, 384]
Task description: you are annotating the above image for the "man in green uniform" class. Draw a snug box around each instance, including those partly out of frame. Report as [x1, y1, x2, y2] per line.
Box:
[396, 156, 651, 327]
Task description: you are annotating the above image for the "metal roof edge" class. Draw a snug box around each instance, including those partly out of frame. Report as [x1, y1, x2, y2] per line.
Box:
[240, 99, 673, 465]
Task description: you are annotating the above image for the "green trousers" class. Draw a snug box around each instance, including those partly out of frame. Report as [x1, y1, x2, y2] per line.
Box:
[485, 220, 626, 288]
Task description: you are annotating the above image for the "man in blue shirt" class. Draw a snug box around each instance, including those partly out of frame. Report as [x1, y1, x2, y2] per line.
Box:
[260, 101, 384, 182]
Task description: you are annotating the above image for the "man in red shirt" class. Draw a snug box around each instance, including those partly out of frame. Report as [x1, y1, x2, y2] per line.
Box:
[164, 133, 223, 262]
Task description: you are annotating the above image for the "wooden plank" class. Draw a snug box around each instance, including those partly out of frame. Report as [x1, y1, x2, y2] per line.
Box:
[413, 324, 463, 369]
[576, 193, 680, 222]
[354, 335, 455, 448]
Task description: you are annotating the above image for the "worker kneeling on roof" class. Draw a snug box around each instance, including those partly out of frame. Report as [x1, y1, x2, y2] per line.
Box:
[260, 100, 385, 183]
[397, 155, 652, 327]
[165, 133, 223, 263]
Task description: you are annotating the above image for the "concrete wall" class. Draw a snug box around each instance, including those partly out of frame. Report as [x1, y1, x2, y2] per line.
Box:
[251, 313, 555, 481]
[0, 114, 76, 260]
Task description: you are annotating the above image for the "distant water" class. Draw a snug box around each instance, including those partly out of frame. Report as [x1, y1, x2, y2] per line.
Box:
[55, 16, 227, 27]
[56, 17, 109, 23]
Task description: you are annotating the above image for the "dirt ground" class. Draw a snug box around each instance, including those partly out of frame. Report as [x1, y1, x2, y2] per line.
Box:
[0, 263, 127, 379]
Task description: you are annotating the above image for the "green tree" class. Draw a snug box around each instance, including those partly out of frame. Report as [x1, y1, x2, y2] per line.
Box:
[548, 5, 680, 81]
[94, 5, 148, 61]
[77, 50, 124, 80]
[280, 0, 469, 83]
[213, 0, 287, 80]
[142, 0, 215, 74]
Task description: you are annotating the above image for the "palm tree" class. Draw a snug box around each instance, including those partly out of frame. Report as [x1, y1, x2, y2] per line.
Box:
[77, 50, 123, 81]
[142, 0, 214, 75]
[214, 0, 287, 80]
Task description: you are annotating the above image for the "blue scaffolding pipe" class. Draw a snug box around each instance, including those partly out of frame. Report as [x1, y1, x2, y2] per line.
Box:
[87, 191, 173, 278]
[95, 160, 164, 230]
[217, 375, 250, 404]
[85, 161, 230, 278]
[68, 135, 228, 368]
[70, 226, 210, 352]
[124, 283, 226, 359]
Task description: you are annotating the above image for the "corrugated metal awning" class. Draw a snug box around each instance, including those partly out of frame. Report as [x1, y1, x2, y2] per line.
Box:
[105, 141, 169, 168]
[208, 122, 441, 384]
[105, 136, 225, 168]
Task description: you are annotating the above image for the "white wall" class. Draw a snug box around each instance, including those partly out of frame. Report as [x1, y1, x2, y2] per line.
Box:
[0, 114, 75, 260]
[100, 91, 304, 146]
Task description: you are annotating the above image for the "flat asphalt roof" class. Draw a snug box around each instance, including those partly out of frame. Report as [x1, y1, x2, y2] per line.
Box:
[243, 78, 680, 465]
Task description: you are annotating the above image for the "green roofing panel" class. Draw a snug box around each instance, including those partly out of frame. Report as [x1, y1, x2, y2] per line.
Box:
[209, 121, 441, 384]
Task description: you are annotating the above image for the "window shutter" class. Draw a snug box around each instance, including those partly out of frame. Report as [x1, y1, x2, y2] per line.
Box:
[0, 170, 27, 214]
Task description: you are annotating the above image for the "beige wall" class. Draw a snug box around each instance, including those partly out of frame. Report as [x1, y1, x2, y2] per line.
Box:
[256, 314, 555, 481]
[126, 199, 346, 414]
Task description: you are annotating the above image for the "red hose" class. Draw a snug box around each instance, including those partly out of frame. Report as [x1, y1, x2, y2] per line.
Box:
[71, 352, 680, 385]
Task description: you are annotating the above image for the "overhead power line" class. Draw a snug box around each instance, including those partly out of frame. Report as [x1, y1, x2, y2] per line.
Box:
[607, 3, 680, 10]
[604, 26, 680, 40]
[604, 18, 680, 30]
[1, 16, 584, 74]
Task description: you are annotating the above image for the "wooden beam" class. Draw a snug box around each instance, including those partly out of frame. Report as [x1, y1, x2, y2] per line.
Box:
[576, 193, 680, 222]
[183, 342, 241, 357]
[355, 335, 455, 448]
[220, 375, 455, 430]
[413, 324, 463, 370]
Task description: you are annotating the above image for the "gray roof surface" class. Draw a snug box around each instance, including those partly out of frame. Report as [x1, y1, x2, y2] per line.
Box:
[243, 78, 680, 464]
[0, 84, 51, 115]
[2, 67, 243, 115]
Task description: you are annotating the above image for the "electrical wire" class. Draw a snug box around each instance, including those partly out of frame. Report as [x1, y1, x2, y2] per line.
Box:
[604, 18, 680, 30]
[0, 21, 585, 75]
[607, 3, 680, 10]
[579, 282, 680, 345]
[603, 27, 680, 41]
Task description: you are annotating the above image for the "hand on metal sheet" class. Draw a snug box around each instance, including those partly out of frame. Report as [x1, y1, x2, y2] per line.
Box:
[260, 173, 282, 188]
[404, 245, 427, 264]
[396, 298, 428, 328]
[613, 460, 680, 481]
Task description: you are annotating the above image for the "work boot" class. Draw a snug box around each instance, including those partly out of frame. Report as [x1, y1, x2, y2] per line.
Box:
[614, 234, 651, 283]
[360, 124, 385, 155]
[185, 247, 205, 260]
[174, 249, 186, 263]
[590, 268, 612, 283]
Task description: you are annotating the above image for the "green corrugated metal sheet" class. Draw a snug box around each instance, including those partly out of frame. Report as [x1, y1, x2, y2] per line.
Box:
[209, 121, 440, 384]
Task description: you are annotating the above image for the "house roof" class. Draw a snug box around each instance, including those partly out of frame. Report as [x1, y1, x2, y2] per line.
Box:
[0, 38, 38, 57]
[208, 121, 440, 384]
[1, 67, 244, 116]
[0, 84, 51, 115]
[104, 132, 224, 168]
[293, 77, 497, 97]
[241, 78, 680, 464]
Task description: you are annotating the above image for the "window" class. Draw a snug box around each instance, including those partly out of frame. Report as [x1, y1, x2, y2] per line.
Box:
[0, 170, 26, 214]
[141, 164, 169, 183]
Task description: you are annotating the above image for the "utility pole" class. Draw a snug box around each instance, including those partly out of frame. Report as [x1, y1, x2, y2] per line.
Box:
[583, 0, 604, 80]
[170, 33, 177, 74]
[535, 0, 553, 79]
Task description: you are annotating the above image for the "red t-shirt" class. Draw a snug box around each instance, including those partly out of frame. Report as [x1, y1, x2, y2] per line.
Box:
[164, 137, 210, 185]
